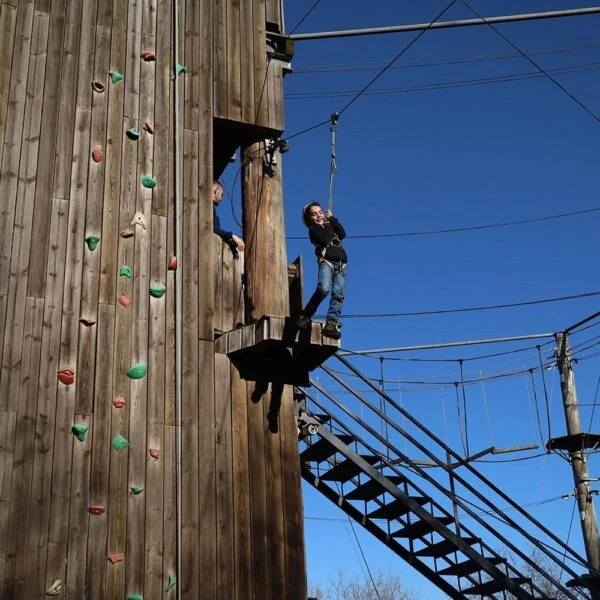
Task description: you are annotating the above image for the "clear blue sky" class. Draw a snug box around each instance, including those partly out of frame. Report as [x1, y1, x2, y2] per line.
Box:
[222, 1, 600, 596]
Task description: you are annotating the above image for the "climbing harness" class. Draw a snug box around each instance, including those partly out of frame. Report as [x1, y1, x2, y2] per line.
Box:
[327, 112, 339, 212]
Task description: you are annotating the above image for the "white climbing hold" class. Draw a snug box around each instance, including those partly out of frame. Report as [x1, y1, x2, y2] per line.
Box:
[46, 579, 62, 596]
[130, 212, 147, 230]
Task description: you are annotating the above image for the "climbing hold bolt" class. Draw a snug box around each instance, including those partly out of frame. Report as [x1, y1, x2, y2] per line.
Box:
[91, 145, 103, 163]
[141, 175, 157, 189]
[126, 128, 140, 140]
[168, 256, 177, 270]
[113, 397, 126, 409]
[142, 121, 154, 134]
[120, 227, 135, 238]
[149, 448, 160, 460]
[109, 70, 124, 83]
[88, 505, 105, 515]
[141, 51, 156, 61]
[112, 434, 129, 452]
[130, 212, 147, 229]
[79, 317, 96, 327]
[71, 423, 88, 441]
[149, 284, 166, 298]
[108, 553, 125, 564]
[91, 81, 105, 93]
[165, 574, 176, 592]
[130, 486, 144, 495]
[119, 265, 132, 278]
[118, 295, 131, 308]
[46, 579, 62, 596]
[127, 363, 147, 379]
[58, 368, 75, 385]
[85, 235, 100, 251]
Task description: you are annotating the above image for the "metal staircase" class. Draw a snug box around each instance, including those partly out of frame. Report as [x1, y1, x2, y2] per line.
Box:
[297, 354, 597, 600]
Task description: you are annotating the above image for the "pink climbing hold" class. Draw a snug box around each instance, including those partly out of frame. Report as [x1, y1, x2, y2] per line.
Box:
[113, 397, 126, 409]
[149, 448, 160, 460]
[168, 256, 177, 270]
[58, 368, 75, 385]
[118, 295, 130, 308]
[91, 145, 103, 163]
[108, 553, 125, 564]
[120, 228, 135, 238]
[79, 317, 96, 327]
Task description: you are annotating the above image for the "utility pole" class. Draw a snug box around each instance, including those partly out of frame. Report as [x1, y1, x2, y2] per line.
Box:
[555, 332, 600, 588]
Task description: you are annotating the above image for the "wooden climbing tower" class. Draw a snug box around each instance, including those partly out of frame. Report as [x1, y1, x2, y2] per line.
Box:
[0, 0, 327, 598]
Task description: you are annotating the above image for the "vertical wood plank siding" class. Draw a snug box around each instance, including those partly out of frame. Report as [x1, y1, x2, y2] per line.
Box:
[0, 0, 305, 597]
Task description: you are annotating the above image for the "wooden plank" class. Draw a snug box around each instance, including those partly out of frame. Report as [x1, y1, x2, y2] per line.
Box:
[27, 7, 66, 297]
[98, 0, 127, 305]
[123, 0, 142, 120]
[163, 425, 177, 597]
[226, 0, 241, 121]
[0, 4, 17, 172]
[196, 340, 215, 598]
[213, 235, 224, 334]
[74, 0, 97, 109]
[231, 367, 252, 600]
[0, 9, 48, 412]
[24, 197, 69, 598]
[279, 385, 308, 597]
[267, 58, 283, 132]
[215, 352, 234, 597]
[265, 0, 281, 30]
[213, 0, 227, 119]
[65, 413, 92, 598]
[232, 252, 244, 328]
[0, 295, 6, 381]
[0, 0, 34, 295]
[2, 297, 44, 592]
[51, 0, 83, 200]
[183, 0, 199, 130]
[246, 381, 270, 599]
[252, 0, 268, 127]
[239, 0, 255, 124]
[0, 411, 17, 594]
[222, 240, 235, 332]
[85, 303, 115, 600]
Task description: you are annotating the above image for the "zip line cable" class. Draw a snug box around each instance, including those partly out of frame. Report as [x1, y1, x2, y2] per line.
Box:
[288, 0, 323, 36]
[287, 205, 600, 240]
[335, 290, 600, 319]
[461, 0, 600, 125]
[284, 0, 459, 142]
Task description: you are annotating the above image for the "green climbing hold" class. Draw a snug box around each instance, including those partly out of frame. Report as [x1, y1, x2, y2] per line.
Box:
[141, 175, 157, 189]
[109, 70, 123, 83]
[165, 574, 176, 593]
[171, 64, 187, 80]
[149, 284, 166, 298]
[85, 235, 100, 251]
[127, 363, 147, 379]
[119, 265, 132, 278]
[130, 485, 144, 495]
[72, 424, 88, 441]
[126, 128, 140, 140]
[126, 596, 143, 600]
[112, 434, 129, 452]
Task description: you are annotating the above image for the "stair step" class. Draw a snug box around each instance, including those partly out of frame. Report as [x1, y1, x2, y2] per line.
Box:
[415, 537, 479, 558]
[300, 435, 355, 463]
[392, 516, 454, 539]
[321, 455, 380, 482]
[438, 555, 503, 576]
[462, 576, 529, 596]
[368, 496, 428, 520]
[344, 475, 406, 501]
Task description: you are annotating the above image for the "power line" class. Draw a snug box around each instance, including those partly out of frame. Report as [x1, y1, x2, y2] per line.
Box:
[287, 206, 600, 240]
[461, 0, 600, 124]
[336, 290, 600, 319]
[285, 62, 600, 100]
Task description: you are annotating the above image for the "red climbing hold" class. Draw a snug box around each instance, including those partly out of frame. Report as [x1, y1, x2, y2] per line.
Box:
[58, 368, 75, 385]
[113, 397, 126, 409]
[149, 448, 160, 460]
[141, 51, 156, 61]
[91, 145, 103, 163]
[120, 228, 135, 238]
[79, 317, 96, 327]
[143, 121, 154, 134]
[168, 256, 177, 270]
[108, 553, 125, 564]
[88, 505, 105, 515]
[118, 295, 130, 308]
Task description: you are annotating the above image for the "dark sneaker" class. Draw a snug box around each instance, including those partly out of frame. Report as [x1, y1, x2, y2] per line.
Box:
[296, 314, 310, 330]
[322, 320, 341, 340]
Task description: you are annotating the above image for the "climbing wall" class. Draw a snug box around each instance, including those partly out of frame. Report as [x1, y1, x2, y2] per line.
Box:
[0, 0, 307, 598]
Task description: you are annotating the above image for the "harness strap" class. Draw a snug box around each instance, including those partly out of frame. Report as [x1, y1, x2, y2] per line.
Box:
[327, 113, 339, 212]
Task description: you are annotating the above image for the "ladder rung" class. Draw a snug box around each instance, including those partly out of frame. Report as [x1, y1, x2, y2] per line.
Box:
[300, 435, 355, 463]
[344, 475, 406, 501]
[415, 537, 479, 558]
[392, 516, 454, 539]
[438, 555, 503, 576]
[462, 577, 529, 596]
[320, 455, 379, 482]
[368, 496, 428, 520]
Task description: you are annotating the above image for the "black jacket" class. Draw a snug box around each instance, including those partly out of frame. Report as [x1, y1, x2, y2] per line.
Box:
[308, 216, 347, 263]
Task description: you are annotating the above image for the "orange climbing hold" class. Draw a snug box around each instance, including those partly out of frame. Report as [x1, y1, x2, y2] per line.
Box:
[118, 295, 130, 308]
[108, 553, 125, 564]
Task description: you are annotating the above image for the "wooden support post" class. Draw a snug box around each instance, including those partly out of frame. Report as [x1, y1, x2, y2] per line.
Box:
[556, 333, 600, 583]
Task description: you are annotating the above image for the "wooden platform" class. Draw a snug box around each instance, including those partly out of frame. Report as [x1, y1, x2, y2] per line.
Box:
[215, 315, 339, 385]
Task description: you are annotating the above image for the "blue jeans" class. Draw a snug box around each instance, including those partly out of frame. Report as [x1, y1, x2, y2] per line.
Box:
[303, 260, 347, 322]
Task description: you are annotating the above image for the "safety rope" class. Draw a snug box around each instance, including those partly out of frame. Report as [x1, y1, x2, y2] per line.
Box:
[327, 112, 339, 212]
